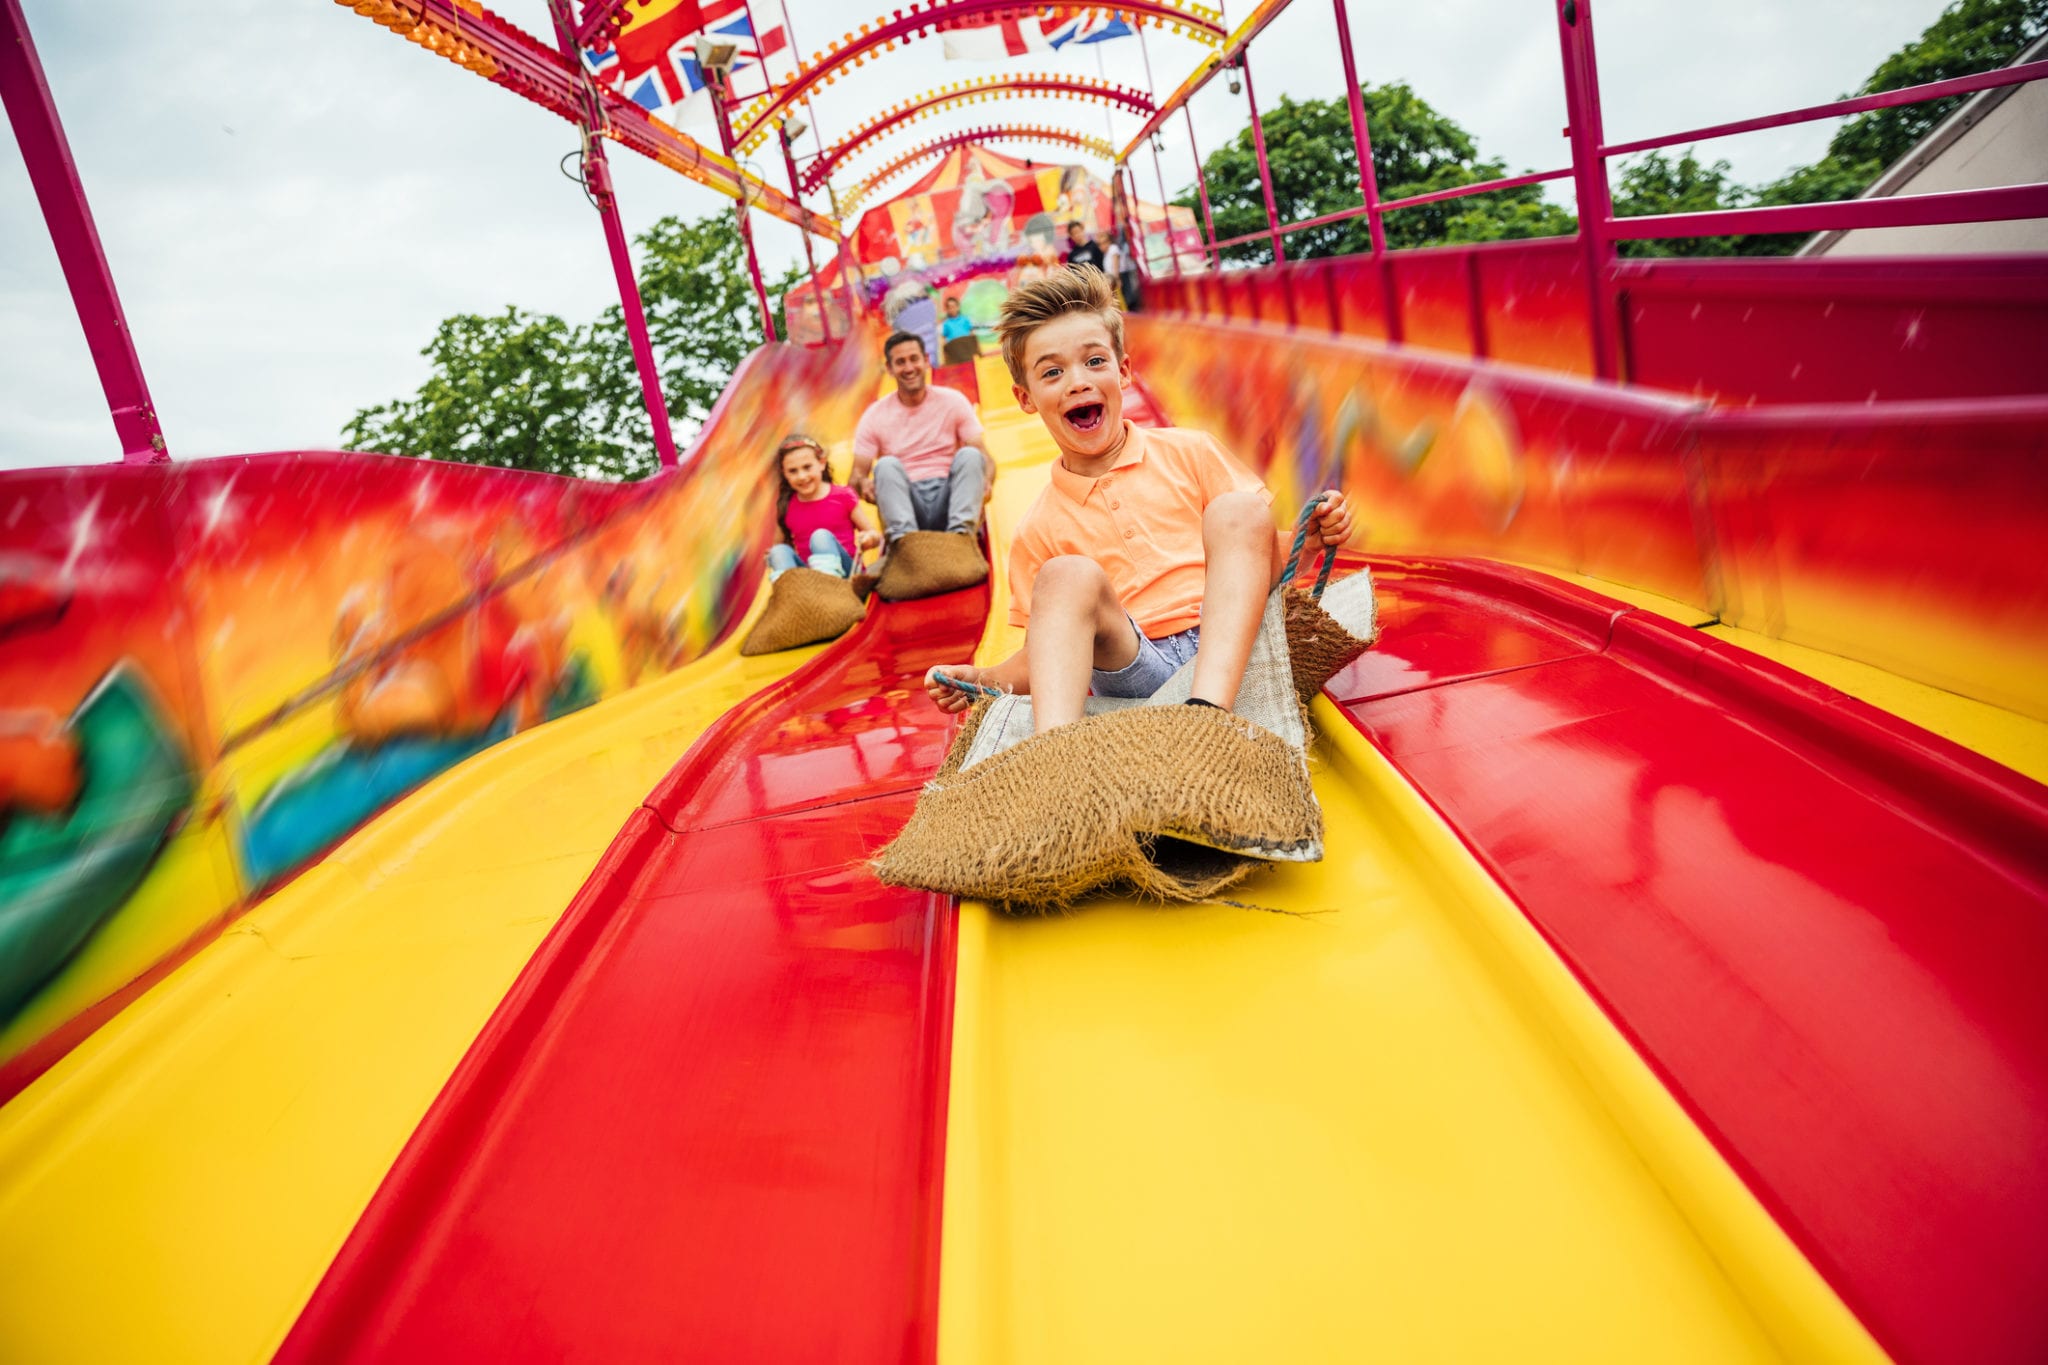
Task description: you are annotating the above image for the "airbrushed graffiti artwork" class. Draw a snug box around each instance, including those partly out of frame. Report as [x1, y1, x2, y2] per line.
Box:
[0, 334, 872, 1084]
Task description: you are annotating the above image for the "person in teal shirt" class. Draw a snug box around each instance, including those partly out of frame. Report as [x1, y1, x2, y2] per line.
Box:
[939, 294, 979, 365]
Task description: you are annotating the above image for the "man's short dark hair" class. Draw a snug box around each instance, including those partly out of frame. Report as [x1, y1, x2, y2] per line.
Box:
[883, 331, 926, 362]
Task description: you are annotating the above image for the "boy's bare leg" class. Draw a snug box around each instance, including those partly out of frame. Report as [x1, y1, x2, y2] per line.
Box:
[1189, 491, 1277, 710]
[1028, 555, 1141, 734]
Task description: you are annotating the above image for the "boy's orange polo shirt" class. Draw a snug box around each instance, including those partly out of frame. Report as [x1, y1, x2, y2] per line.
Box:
[1007, 420, 1272, 637]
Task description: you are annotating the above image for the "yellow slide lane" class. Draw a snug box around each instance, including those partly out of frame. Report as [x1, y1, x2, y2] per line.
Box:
[940, 391, 1887, 1363]
[0, 604, 819, 1365]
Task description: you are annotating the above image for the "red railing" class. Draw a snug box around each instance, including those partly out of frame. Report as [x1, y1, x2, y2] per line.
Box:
[1127, 0, 2048, 381]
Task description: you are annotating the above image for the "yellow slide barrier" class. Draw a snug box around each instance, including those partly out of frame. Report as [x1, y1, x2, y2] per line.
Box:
[938, 397, 1887, 1363]
[0, 603, 817, 1365]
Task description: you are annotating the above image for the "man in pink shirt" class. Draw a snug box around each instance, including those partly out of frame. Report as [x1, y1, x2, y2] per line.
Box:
[851, 332, 993, 544]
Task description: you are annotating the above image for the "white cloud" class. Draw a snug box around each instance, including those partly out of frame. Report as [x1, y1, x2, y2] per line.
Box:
[3, 0, 1953, 469]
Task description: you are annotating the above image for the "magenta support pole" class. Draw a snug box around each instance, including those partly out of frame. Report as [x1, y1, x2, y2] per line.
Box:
[778, 131, 830, 343]
[709, 73, 780, 344]
[1328, 0, 1386, 258]
[1136, 25, 1175, 277]
[546, 0, 678, 466]
[1556, 0, 1619, 380]
[1182, 106, 1219, 269]
[1328, 0, 1400, 342]
[1, 0, 166, 462]
[1238, 55, 1286, 265]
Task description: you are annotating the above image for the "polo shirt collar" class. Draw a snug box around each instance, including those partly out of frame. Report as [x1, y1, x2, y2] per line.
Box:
[1048, 420, 1146, 504]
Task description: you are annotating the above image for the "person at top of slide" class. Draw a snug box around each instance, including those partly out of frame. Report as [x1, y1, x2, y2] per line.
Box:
[850, 332, 995, 545]
[1063, 220, 1105, 273]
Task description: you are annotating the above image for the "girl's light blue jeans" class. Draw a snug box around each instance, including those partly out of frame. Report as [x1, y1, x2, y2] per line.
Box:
[767, 529, 855, 580]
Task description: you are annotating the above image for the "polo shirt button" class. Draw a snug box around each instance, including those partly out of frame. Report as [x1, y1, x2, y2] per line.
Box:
[1124, 528, 1134, 538]
[1111, 501, 1120, 509]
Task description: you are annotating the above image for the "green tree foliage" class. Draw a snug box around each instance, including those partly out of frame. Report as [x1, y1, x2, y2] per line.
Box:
[1179, 86, 1576, 265]
[1181, 1, 2043, 266]
[1827, 0, 2047, 171]
[1614, 0, 2046, 254]
[345, 213, 801, 480]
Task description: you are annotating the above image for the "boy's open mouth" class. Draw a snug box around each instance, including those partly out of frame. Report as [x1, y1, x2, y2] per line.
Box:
[1064, 402, 1106, 433]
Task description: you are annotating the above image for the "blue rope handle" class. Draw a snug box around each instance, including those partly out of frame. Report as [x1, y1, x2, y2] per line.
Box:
[1280, 496, 1340, 601]
[931, 670, 1007, 698]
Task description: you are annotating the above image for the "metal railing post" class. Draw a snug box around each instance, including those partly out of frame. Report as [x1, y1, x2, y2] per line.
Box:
[1183, 106, 1220, 271]
[708, 71, 781, 344]
[1, 0, 167, 461]
[1239, 54, 1286, 264]
[546, 0, 679, 466]
[1556, 0, 1619, 379]
[1329, 0, 1386, 257]
[777, 127, 831, 343]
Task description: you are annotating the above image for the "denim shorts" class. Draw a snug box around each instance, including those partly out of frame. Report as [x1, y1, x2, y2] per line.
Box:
[1092, 617, 1202, 699]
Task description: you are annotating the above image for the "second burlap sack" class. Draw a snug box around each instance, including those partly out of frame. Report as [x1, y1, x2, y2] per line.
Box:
[875, 530, 988, 601]
[738, 567, 867, 656]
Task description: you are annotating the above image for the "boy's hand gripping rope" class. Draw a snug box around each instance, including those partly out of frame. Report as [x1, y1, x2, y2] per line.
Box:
[1283, 497, 1341, 601]
[931, 671, 1008, 698]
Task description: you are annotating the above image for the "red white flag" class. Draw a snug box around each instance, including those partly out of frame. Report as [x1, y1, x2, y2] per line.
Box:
[941, 10, 1134, 61]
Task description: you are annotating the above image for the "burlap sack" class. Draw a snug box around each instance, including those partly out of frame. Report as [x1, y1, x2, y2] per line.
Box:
[1280, 504, 1378, 702]
[875, 703, 1322, 913]
[738, 567, 867, 656]
[1284, 576, 1377, 702]
[875, 531, 988, 601]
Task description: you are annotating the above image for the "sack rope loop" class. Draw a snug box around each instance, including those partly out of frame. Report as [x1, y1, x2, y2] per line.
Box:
[1281, 497, 1340, 602]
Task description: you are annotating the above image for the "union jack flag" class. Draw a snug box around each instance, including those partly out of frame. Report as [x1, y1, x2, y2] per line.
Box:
[941, 9, 1135, 61]
[584, 0, 791, 130]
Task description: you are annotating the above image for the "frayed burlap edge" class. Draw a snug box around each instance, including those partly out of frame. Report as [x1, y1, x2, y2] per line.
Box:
[875, 704, 1320, 915]
[739, 567, 867, 656]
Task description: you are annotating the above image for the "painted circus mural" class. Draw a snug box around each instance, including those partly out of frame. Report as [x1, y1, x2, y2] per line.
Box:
[0, 334, 873, 1085]
[784, 144, 1203, 347]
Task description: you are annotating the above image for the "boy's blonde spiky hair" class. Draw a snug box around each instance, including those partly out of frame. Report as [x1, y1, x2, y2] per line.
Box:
[996, 265, 1125, 384]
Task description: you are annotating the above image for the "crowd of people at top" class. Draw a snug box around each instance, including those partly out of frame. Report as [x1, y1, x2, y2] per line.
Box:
[765, 264, 1349, 740]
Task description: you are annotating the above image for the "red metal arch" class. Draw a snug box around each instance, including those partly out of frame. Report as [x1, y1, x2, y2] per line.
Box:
[720, 0, 1225, 150]
[842, 125, 1116, 215]
[799, 74, 1150, 196]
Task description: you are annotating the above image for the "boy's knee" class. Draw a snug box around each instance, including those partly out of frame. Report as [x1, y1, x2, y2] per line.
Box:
[1034, 554, 1108, 600]
[1204, 490, 1270, 539]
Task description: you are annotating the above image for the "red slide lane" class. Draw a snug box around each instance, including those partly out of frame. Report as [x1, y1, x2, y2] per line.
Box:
[277, 584, 988, 1363]
[1329, 556, 2048, 1365]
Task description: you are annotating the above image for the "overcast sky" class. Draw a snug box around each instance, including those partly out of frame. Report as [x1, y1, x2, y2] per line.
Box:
[2, 0, 1953, 469]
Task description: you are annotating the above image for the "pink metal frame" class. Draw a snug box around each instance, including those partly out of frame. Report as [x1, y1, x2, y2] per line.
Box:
[547, 0, 681, 464]
[801, 75, 1153, 195]
[1124, 0, 2047, 383]
[723, 0, 1226, 149]
[2, 0, 167, 462]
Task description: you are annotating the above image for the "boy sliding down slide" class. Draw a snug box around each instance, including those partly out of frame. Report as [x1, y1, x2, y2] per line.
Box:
[924, 267, 1351, 735]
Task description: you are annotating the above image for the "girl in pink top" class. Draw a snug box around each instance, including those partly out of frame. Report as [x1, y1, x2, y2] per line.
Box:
[768, 435, 882, 580]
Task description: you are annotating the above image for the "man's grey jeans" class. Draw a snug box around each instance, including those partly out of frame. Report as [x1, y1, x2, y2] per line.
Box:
[872, 447, 987, 539]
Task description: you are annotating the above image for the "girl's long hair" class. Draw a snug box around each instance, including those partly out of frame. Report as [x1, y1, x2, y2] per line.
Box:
[772, 434, 831, 545]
